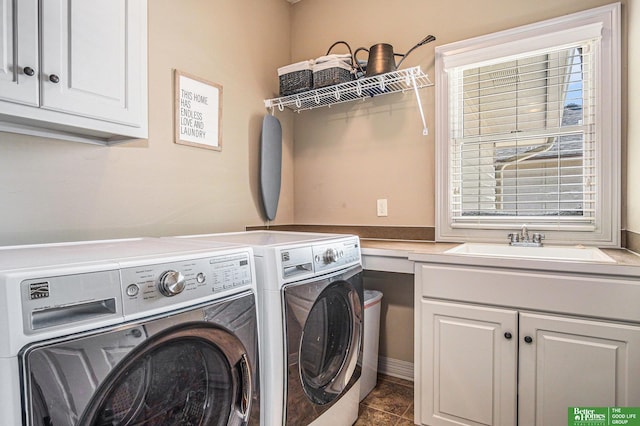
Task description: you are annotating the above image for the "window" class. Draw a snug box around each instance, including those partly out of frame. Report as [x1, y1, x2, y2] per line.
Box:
[435, 4, 621, 246]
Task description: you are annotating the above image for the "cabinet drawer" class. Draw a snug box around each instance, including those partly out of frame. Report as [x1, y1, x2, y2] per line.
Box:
[416, 263, 640, 323]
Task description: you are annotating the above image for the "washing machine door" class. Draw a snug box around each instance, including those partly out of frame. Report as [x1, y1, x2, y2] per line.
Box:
[79, 323, 252, 426]
[283, 266, 363, 423]
[23, 294, 257, 426]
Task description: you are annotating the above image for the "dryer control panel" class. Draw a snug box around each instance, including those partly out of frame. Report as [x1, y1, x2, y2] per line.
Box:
[312, 238, 361, 273]
[279, 236, 361, 281]
[120, 250, 253, 317]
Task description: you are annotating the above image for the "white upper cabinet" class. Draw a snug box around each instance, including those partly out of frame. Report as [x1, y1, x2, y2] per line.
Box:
[0, 0, 38, 105]
[0, 0, 147, 144]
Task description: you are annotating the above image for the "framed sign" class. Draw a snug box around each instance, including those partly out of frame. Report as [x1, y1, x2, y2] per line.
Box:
[174, 70, 222, 150]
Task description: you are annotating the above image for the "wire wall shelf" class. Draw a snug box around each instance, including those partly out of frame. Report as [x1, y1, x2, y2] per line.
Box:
[264, 66, 433, 135]
[264, 66, 433, 112]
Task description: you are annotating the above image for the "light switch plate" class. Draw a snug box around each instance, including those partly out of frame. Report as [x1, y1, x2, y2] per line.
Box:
[377, 199, 388, 217]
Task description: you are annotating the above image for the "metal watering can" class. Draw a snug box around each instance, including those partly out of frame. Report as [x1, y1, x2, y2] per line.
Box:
[354, 35, 436, 77]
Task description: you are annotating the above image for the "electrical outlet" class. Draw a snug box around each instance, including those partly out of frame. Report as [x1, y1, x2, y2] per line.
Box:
[377, 199, 388, 217]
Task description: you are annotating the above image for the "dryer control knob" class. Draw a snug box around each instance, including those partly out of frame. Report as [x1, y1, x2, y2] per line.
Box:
[158, 270, 186, 297]
[324, 248, 338, 264]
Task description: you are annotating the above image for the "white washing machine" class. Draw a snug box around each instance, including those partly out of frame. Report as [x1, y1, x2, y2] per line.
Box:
[173, 231, 363, 426]
[0, 238, 260, 426]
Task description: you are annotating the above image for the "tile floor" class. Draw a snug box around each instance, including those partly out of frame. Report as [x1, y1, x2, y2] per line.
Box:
[355, 374, 414, 426]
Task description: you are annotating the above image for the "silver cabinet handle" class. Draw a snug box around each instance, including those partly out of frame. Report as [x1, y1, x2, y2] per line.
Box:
[49, 74, 60, 84]
[23, 67, 35, 76]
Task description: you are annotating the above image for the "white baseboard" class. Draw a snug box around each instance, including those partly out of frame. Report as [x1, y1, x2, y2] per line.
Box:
[378, 356, 414, 382]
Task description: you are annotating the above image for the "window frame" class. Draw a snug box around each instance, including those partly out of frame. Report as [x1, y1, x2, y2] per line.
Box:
[435, 3, 621, 247]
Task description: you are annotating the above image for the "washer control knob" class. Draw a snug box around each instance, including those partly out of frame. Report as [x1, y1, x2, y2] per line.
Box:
[126, 284, 139, 297]
[324, 248, 338, 264]
[196, 272, 206, 283]
[158, 270, 186, 297]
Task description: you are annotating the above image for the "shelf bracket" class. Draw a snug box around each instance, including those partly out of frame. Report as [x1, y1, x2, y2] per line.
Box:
[410, 70, 429, 136]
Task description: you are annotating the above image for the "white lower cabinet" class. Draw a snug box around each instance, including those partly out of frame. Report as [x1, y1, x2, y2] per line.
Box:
[518, 312, 640, 425]
[418, 299, 640, 426]
[420, 300, 517, 426]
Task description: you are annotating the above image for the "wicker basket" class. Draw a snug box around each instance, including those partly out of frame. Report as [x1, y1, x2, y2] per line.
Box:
[278, 61, 313, 96]
[279, 70, 313, 96]
[313, 65, 352, 89]
[312, 41, 356, 89]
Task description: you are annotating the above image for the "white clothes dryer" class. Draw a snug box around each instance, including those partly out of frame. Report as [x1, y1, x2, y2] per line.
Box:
[173, 231, 363, 426]
[0, 238, 260, 426]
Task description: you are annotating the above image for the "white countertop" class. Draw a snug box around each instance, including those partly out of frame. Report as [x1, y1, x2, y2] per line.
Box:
[361, 239, 640, 278]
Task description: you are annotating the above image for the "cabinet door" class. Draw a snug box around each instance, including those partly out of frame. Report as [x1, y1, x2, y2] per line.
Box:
[0, 0, 38, 105]
[39, 0, 146, 126]
[519, 312, 640, 426]
[420, 300, 518, 426]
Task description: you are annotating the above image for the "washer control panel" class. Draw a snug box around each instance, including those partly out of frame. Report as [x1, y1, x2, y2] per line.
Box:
[121, 250, 253, 316]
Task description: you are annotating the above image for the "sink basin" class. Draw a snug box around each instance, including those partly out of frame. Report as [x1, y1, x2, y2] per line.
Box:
[445, 243, 616, 263]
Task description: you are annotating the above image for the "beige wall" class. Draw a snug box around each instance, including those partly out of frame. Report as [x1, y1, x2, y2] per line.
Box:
[363, 271, 414, 363]
[0, 0, 294, 245]
[1, 1, 633, 242]
[290, 0, 630, 230]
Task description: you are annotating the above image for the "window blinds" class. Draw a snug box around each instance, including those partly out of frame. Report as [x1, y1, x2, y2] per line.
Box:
[447, 42, 597, 228]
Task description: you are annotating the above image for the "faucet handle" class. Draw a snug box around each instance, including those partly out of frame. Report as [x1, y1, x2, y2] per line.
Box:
[532, 233, 545, 244]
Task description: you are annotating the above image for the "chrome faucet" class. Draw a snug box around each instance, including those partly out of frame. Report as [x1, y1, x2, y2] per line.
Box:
[507, 225, 545, 247]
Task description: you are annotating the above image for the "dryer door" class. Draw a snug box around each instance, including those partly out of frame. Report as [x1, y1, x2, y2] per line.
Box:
[283, 266, 363, 423]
